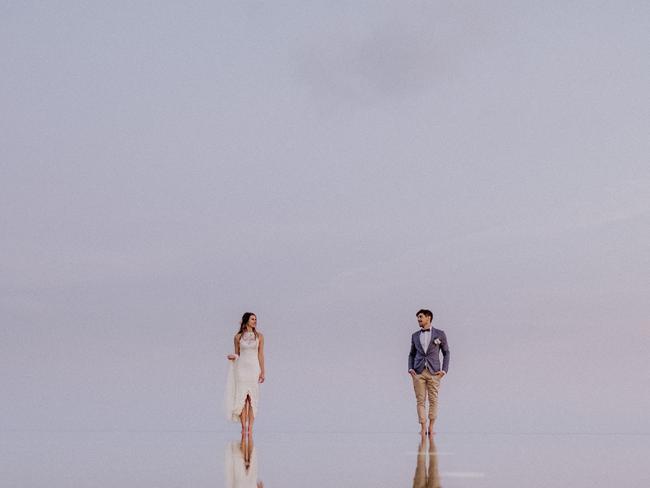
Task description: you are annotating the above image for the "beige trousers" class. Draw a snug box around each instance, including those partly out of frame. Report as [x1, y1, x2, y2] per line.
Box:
[412, 369, 441, 423]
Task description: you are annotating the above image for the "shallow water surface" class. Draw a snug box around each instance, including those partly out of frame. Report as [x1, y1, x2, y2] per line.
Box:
[2, 431, 648, 487]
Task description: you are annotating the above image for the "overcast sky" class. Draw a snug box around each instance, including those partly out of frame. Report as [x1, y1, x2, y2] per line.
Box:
[2, 1, 648, 434]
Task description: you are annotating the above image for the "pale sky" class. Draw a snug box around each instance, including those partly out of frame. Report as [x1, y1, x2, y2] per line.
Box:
[2, 1, 649, 434]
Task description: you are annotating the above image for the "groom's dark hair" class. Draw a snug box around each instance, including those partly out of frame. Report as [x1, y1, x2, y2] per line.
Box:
[416, 309, 433, 319]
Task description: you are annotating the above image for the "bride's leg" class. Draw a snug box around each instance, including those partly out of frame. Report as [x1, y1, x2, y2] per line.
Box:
[240, 401, 248, 433]
[247, 396, 254, 433]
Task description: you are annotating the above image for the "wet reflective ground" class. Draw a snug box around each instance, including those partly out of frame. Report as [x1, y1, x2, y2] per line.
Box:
[2, 431, 648, 487]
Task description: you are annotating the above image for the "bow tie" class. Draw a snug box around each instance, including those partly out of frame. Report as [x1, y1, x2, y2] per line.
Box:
[420, 329, 431, 333]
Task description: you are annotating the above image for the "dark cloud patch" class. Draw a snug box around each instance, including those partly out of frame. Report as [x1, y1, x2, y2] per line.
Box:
[293, 7, 481, 105]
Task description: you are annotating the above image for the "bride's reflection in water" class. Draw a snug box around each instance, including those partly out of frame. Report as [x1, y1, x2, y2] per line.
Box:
[413, 437, 441, 488]
[225, 434, 263, 488]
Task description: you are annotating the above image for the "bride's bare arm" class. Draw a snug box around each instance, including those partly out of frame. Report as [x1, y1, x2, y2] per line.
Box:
[258, 334, 265, 382]
[227, 334, 241, 360]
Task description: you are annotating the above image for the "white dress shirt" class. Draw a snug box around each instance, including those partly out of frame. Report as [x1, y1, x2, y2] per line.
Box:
[420, 328, 432, 356]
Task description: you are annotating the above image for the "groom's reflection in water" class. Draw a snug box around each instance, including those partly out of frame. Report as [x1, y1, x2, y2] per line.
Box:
[225, 434, 263, 488]
[413, 437, 441, 488]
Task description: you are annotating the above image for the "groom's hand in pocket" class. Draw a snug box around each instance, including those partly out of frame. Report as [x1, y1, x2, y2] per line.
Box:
[408, 369, 417, 376]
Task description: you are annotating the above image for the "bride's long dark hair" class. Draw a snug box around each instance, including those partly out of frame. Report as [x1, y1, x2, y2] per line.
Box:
[237, 312, 258, 339]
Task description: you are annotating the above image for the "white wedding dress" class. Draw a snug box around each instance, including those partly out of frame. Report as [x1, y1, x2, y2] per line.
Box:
[225, 332, 260, 421]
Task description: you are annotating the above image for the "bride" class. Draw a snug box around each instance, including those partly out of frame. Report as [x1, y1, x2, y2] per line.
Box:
[226, 312, 265, 434]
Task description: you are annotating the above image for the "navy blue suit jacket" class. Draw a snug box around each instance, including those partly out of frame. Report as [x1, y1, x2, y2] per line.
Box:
[408, 328, 450, 374]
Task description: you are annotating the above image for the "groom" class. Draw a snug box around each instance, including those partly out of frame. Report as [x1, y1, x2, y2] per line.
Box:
[408, 309, 450, 435]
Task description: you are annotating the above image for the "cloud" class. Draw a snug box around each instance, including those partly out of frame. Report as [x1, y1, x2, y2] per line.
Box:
[293, 6, 482, 106]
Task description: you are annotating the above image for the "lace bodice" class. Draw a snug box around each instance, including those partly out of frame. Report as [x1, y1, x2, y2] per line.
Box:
[240, 331, 258, 350]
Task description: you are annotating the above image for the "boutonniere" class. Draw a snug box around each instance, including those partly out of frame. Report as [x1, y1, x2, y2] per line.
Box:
[433, 338, 442, 346]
